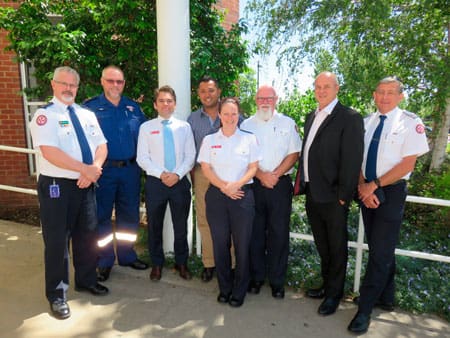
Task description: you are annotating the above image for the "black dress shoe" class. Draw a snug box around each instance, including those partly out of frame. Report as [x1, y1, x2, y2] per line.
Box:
[174, 264, 192, 280]
[247, 280, 264, 294]
[75, 282, 109, 296]
[271, 285, 285, 299]
[201, 267, 215, 282]
[353, 296, 394, 312]
[97, 267, 112, 282]
[348, 312, 371, 333]
[50, 299, 70, 319]
[124, 259, 149, 270]
[318, 297, 340, 315]
[150, 266, 162, 281]
[229, 297, 244, 307]
[306, 287, 325, 299]
[217, 292, 231, 304]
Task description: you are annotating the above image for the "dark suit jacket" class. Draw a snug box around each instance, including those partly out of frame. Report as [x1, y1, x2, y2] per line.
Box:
[294, 101, 364, 204]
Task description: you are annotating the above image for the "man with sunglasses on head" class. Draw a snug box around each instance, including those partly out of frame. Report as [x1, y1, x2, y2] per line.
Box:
[84, 65, 148, 282]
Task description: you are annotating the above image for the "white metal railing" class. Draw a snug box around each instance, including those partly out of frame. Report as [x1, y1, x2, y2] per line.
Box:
[1, 144, 449, 293]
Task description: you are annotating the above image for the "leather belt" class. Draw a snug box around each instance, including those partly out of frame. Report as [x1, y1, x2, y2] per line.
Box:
[104, 158, 136, 168]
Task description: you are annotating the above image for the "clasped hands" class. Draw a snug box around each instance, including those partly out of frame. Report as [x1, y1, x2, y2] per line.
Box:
[358, 182, 380, 209]
[160, 171, 179, 187]
[78, 163, 103, 188]
[221, 181, 245, 200]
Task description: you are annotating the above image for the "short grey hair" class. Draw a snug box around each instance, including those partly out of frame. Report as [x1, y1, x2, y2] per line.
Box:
[53, 66, 80, 85]
[377, 76, 404, 93]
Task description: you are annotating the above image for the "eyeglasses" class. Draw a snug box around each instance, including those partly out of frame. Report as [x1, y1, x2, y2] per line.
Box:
[256, 96, 275, 102]
[54, 80, 78, 89]
[104, 78, 125, 85]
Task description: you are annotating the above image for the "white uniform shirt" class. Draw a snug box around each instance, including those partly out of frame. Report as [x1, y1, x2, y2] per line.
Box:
[30, 97, 107, 179]
[240, 111, 302, 174]
[362, 107, 429, 180]
[197, 128, 262, 183]
[136, 115, 195, 179]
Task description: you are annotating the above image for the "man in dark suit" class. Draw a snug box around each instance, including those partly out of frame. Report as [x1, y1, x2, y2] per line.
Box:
[294, 71, 364, 316]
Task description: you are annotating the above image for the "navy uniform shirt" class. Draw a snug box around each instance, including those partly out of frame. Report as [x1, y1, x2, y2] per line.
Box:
[84, 93, 147, 160]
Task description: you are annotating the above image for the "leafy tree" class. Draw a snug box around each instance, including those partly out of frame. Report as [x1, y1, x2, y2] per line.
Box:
[245, 0, 449, 171]
[0, 0, 249, 116]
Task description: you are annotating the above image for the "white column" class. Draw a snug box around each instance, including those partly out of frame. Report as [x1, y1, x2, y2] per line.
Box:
[156, 0, 192, 254]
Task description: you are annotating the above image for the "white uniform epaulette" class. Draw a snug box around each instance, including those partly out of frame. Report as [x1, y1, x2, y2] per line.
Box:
[402, 110, 418, 120]
[239, 128, 253, 134]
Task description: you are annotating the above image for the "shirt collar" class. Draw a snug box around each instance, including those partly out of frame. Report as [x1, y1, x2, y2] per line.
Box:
[376, 106, 401, 119]
[316, 98, 338, 116]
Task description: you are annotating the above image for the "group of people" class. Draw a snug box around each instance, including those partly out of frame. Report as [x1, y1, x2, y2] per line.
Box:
[30, 66, 429, 335]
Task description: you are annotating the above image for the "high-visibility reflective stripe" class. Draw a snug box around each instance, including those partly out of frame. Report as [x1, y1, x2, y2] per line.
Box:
[116, 232, 137, 242]
[97, 234, 114, 247]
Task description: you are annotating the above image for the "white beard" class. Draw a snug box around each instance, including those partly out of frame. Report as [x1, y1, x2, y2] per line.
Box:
[256, 108, 273, 121]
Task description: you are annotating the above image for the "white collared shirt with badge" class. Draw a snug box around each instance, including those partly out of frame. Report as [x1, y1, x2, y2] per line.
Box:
[240, 110, 302, 174]
[197, 128, 262, 184]
[362, 106, 429, 180]
[136, 115, 196, 179]
[30, 97, 107, 179]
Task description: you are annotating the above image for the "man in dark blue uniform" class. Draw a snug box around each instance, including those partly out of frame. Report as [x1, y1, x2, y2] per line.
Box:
[84, 65, 148, 281]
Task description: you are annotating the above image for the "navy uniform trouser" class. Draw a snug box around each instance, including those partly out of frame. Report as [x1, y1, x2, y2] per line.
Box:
[305, 185, 349, 299]
[250, 176, 293, 288]
[37, 175, 98, 302]
[96, 162, 141, 267]
[358, 182, 407, 315]
[144, 175, 191, 267]
[206, 185, 254, 300]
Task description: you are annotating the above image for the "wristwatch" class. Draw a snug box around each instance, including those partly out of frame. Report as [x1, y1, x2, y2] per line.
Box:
[374, 178, 381, 188]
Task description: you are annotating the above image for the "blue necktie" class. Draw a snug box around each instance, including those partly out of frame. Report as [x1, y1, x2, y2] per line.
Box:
[365, 115, 387, 181]
[68, 105, 93, 164]
[162, 120, 176, 171]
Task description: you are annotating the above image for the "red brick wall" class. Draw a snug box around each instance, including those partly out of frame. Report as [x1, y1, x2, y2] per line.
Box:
[0, 2, 38, 208]
[215, 0, 240, 31]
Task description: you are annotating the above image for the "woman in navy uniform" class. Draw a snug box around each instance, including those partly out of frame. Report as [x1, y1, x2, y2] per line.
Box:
[198, 98, 261, 307]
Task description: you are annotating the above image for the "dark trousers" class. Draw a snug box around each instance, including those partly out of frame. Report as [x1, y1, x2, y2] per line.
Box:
[306, 186, 349, 299]
[205, 185, 254, 300]
[144, 175, 191, 267]
[249, 176, 293, 287]
[358, 182, 407, 315]
[37, 175, 98, 302]
[96, 163, 141, 267]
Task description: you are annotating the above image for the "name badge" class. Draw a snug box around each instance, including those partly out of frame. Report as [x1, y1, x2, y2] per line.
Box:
[49, 184, 60, 198]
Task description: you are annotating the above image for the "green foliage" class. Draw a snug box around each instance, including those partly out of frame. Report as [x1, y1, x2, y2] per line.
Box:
[245, 0, 450, 169]
[0, 0, 249, 115]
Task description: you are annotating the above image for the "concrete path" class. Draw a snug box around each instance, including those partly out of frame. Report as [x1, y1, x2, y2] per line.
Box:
[0, 220, 448, 338]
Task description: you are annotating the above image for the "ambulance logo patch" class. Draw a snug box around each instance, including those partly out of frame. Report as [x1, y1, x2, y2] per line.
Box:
[415, 124, 425, 134]
[36, 115, 47, 126]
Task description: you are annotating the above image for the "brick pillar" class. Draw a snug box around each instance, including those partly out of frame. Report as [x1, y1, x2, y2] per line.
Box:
[0, 2, 39, 209]
[215, 0, 240, 31]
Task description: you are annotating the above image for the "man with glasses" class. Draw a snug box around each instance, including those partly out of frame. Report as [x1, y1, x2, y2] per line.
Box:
[30, 66, 108, 319]
[84, 65, 148, 282]
[241, 85, 302, 299]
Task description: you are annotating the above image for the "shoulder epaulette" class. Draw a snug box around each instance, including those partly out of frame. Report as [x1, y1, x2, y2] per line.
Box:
[83, 96, 97, 104]
[41, 102, 54, 109]
[239, 128, 253, 134]
[402, 110, 418, 119]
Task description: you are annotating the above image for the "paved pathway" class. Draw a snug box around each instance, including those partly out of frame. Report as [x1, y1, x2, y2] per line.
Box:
[0, 220, 448, 338]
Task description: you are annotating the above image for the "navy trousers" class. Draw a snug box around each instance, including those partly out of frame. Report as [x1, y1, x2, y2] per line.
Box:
[144, 175, 191, 266]
[358, 182, 407, 315]
[206, 185, 254, 300]
[96, 162, 141, 267]
[249, 176, 293, 287]
[37, 175, 98, 302]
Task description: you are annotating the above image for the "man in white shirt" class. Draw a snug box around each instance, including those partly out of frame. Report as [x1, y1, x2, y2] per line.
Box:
[137, 85, 195, 281]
